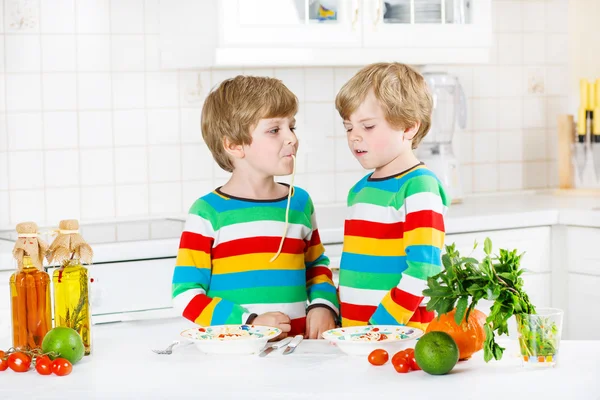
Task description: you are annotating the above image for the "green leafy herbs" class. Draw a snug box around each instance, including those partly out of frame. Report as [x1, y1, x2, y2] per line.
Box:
[423, 238, 540, 362]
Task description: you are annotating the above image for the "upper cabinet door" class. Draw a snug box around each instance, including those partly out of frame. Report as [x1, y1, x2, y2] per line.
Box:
[220, 0, 362, 48]
[362, 0, 492, 48]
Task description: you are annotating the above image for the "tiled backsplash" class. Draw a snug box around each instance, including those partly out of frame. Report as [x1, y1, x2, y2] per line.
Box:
[0, 0, 568, 228]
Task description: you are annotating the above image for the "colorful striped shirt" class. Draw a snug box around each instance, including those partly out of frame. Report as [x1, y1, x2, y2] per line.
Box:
[338, 163, 450, 330]
[171, 185, 339, 336]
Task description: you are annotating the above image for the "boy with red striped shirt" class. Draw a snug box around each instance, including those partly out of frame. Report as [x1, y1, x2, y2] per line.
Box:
[172, 76, 338, 338]
[335, 63, 450, 330]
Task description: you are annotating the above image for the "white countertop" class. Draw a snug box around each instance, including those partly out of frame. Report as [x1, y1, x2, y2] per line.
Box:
[0, 318, 597, 399]
[1, 190, 599, 270]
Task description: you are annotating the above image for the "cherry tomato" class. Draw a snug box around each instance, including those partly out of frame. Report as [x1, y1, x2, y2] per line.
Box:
[35, 355, 52, 376]
[51, 358, 72, 376]
[410, 356, 421, 371]
[368, 349, 389, 366]
[405, 348, 415, 357]
[7, 352, 31, 373]
[392, 351, 410, 366]
[394, 361, 410, 373]
[0, 351, 8, 372]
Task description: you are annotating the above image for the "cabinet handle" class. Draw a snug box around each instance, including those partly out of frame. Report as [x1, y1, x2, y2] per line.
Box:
[374, 1, 381, 26]
[352, 2, 359, 30]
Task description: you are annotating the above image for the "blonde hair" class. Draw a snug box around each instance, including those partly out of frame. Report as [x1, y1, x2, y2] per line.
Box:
[335, 62, 433, 149]
[201, 75, 298, 172]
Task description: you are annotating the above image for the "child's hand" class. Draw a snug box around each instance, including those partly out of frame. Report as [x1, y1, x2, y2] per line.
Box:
[253, 312, 292, 339]
[305, 307, 336, 339]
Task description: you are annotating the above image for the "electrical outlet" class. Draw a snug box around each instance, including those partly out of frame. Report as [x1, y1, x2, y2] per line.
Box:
[527, 67, 545, 95]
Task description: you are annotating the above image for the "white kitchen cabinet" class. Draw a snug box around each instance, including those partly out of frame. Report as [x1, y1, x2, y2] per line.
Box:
[446, 226, 553, 309]
[362, 0, 491, 49]
[566, 227, 600, 275]
[564, 226, 600, 340]
[567, 274, 600, 340]
[221, 0, 362, 48]
[444, 227, 553, 339]
[446, 226, 552, 273]
[445, 226, 553, 317]
[159, 0, 492, 68]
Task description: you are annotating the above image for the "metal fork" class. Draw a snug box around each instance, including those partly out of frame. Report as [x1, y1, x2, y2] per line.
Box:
[152, 340, 180, 355]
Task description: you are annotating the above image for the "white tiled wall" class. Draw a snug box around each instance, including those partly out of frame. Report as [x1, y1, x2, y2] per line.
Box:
[0, 0, 570, 228]
[566, 0, 600, 189]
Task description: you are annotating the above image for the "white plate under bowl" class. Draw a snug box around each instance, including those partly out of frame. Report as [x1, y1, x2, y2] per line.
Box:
[180, 325, 281, 355]
[322, 325, 423, 356]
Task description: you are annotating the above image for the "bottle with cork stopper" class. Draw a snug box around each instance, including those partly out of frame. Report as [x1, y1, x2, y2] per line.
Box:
[47, 219, 94, 356]
[9, 222, 52, 351]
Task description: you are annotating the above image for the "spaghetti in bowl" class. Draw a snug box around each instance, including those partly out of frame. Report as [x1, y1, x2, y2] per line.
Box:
[322, 326, 423, 356]
[180, 325, 281, 354]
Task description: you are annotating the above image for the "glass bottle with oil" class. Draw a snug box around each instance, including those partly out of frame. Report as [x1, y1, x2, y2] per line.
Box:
[52, 259, 91, 355]
[48, 219, 94, 356]
[10, 222, 52, 351]
[10, 256, 52, 350]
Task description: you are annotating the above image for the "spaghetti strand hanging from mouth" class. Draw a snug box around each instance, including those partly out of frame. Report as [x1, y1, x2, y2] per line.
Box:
[270, 154, 296, 263]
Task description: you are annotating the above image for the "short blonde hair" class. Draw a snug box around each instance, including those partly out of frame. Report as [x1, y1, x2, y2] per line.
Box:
[335, 62, 433, 149]
[201, 75, 298, 172]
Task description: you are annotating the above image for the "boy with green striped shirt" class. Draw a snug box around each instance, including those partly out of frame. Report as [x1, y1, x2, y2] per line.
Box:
[336, 63, 451, 330]
[171, 76, 338, 339]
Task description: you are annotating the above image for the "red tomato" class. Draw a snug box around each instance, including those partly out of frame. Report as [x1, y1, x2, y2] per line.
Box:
[368, 349, 389, 366]
[405, 348, 415, 357]
[35, 355, 53, 376]
[394, 361, 410, 373]
[0, 351, 8, 371]
[51, 358, 72, 376]
[410, 356, 421, 371]
[7, 352, 31, 373]
[392, 351, 410, 366]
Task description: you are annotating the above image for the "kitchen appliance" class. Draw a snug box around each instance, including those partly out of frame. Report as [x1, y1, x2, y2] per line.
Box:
[418, 72, 467, 203]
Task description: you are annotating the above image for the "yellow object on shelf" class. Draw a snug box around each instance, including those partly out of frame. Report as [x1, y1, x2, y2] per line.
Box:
[580, 79, 589, 110]
[590, 82, 597, 111]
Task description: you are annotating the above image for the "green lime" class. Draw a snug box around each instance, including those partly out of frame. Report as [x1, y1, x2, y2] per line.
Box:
[42, 327, 85, 365]
[415, 331, 459, 375]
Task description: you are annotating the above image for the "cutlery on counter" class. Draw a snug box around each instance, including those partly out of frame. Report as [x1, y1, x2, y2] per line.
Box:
[282, 335, 303, 355]
[152, 340, 192, 355]
[258, 336, 293, 357]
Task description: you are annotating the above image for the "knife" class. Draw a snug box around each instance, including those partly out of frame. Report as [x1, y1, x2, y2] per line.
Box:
[258, 336, 292, 357]
[282, 335, 303, 355]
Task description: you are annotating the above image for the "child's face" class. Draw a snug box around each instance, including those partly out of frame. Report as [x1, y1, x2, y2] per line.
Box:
[343, 91, 412, 171]
[242, 115, 298, 176]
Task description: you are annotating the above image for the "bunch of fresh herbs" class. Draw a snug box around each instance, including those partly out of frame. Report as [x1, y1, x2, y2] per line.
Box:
[423, 238, 545, 362]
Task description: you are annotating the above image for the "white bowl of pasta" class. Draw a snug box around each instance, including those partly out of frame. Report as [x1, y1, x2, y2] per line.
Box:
[180, 324, 281, 355]
[322, 325, 423, 356]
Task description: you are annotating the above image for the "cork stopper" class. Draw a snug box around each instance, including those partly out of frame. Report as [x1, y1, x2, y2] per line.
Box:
[47, 219, 93, 265]
[13, 222, 49, 271]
